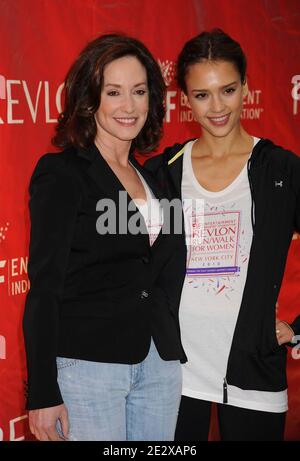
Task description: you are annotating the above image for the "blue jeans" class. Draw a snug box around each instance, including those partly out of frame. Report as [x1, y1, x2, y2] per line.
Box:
[56, 339, 182, 441]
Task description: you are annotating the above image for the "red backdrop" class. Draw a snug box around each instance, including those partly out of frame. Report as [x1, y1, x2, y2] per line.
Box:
[0, 0, 299, 441]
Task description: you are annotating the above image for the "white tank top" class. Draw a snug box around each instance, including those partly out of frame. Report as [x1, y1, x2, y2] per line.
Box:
[131, 166, 163, 246]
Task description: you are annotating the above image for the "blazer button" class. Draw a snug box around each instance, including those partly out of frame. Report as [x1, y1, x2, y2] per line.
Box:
[141, 290, 149, 299]
[142, 256, 150, 264]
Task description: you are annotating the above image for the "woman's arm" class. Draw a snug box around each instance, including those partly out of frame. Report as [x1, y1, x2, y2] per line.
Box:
[23, 154, 81, 411]
[289, 151, 300, 338]
[277, 150, 300, 341]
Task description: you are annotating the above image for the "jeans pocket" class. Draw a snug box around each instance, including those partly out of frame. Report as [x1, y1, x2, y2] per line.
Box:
[56, 357, 78, 370]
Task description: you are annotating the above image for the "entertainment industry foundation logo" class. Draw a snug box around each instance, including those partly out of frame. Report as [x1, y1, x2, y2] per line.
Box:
[0, 415, 29, 441]
[157, 59, 178, 124]
[291, 75, 300, 115]
[0, 220, 29, 440]
[0, 74, 63, 124]
[0, 222, 30, 296]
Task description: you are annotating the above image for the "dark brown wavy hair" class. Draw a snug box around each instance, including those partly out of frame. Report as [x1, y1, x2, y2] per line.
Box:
[177, 29, 247, 94]
[52, 34, 166, 153]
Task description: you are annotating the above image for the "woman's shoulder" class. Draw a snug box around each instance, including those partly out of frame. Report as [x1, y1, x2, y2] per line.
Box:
[253, 138, 300, 166]
[29, 147, 82, 192]
[33, 147, 78, 172]
[253, 138, 300, 194]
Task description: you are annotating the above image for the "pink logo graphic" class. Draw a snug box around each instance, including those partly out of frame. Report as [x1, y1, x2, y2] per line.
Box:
[0, 335, 6, 359]
[0, 260, 6, 284]
[0, 222, 10, 243]
[0, 75, 6, 99]
[158, 60, 176, 87]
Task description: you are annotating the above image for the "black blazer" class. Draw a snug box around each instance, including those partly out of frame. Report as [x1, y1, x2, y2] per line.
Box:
[23, 144, 187, 410]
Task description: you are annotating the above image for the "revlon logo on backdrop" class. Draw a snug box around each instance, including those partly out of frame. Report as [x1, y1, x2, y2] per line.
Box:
[291, 75, 300, 115]
[0, 75, 63, 124]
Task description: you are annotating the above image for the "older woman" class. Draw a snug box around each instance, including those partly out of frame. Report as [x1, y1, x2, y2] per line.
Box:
[23, 34, 187, 441]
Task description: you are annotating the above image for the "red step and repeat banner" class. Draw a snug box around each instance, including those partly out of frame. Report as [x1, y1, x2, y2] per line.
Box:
[0, 0, 299, 441]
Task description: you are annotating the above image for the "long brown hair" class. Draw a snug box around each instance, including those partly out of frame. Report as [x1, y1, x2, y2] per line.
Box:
[52, 34, 166, 153]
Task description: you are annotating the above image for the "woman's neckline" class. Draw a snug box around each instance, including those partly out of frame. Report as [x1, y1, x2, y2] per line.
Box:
[184, 136, 260, 197]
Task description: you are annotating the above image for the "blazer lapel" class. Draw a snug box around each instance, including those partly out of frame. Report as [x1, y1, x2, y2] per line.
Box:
[77, 144, 127, 205]
[77, 144, 150, 244]
[130, 154, 165, 201]
[131, 154, 183, 250]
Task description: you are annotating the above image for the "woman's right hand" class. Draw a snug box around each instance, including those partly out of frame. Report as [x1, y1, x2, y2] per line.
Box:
[29, 403, 69, 441]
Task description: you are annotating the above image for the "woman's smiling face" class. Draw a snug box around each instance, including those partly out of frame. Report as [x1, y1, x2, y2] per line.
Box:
[95, 55, 149, 146]
[185, 59, 248, 138]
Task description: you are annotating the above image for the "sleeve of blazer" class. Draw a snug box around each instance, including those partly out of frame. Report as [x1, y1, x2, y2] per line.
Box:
[291, 150, 300, 234]
[23, 153, 81, 410]
[288, 149, 300, 337]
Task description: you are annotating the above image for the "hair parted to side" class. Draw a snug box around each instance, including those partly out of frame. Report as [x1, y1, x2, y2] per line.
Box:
[177, 28, 247, 94]
[52, 34, 166, 153]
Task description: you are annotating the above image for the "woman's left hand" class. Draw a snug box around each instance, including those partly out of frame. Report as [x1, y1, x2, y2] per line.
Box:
[276, 319, 295, 345]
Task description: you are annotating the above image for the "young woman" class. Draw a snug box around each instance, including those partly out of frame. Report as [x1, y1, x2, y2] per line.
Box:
[145, 29, 300, 441]
[23, 34, 187, 441]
